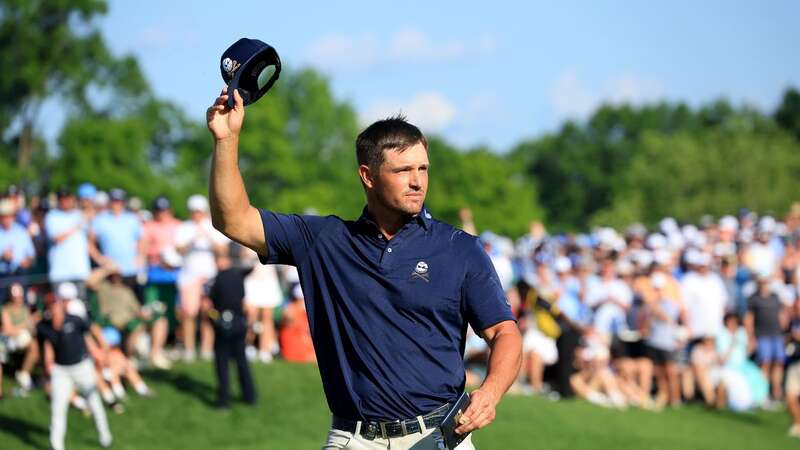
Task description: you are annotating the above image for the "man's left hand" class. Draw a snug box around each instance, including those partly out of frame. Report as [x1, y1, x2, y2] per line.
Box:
[454, 387, 499, 434]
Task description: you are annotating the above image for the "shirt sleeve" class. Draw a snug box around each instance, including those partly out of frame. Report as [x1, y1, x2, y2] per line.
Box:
[20, 228, 35, 259]
[174, 223, 191, 248]
[461, 238, 516, 332]
[131, 215, 142, 241]
[257, 209, 331, 266]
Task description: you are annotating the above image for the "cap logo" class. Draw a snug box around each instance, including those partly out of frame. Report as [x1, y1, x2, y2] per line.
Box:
[222, 57, 241, 76]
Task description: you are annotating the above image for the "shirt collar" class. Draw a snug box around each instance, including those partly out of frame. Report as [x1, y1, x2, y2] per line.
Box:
[357, 204, 431, 231]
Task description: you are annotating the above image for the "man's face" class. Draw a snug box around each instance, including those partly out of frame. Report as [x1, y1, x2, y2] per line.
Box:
[58, 196, 75, 211]
[0, 213, 12, 229]
[155, 209, 172, 222]
[367, 142, 429, 216]
[110, 199, 125, 214]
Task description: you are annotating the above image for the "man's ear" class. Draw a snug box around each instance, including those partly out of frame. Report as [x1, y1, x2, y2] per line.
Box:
[358, 165, 374, 189]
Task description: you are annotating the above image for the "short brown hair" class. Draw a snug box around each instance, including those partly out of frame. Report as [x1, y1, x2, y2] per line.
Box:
[355, 114, 427, 172]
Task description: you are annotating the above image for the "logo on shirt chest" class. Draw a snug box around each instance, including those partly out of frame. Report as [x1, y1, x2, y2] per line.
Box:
[411, 261, 429, 282]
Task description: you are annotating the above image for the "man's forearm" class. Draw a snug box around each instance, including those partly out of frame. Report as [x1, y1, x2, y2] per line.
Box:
[480, 327, 522, 400]
[209, 136, 251, 234]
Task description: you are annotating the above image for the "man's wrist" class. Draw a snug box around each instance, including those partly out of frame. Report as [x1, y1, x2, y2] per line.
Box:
[475, 382, 502, 405]
[215, 134, 239, 146]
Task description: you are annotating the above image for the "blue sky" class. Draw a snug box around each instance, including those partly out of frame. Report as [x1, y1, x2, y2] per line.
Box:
[68, 1, 800, 151]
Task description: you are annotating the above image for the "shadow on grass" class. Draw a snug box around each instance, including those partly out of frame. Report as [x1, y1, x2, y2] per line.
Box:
[143, 370, 217, 407]
[0, 412, 48, 448]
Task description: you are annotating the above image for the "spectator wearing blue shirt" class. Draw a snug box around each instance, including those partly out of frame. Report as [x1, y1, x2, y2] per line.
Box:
[0, 198, 35, 277]
[6, 185, 32, 228]
[0, 198, 35, 303]
[45, 188, 91, 297]
[89, 188, 144, 297]
[206, 88, 522, 449]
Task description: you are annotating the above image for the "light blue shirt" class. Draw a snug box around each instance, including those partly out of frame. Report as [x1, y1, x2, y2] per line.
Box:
[45, 209, 91, 282]
[92, 211, 142, 276]
[716, 327, 749, 369]
[647, 299, 680, 351]
[0, 222, 34, 273]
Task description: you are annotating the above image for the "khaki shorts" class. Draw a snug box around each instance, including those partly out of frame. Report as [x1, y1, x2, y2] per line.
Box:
[786, 363, 800, 396]
[323, 421, 475, 450]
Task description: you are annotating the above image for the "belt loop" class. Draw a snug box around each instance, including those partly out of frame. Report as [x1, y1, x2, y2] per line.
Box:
[379, 422, 388, 439]
[355, 420, 362, 437]
[416, 415, 426, 433]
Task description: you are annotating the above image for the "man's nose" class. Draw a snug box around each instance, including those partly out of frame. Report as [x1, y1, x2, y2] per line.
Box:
[409, 170, 421, 189]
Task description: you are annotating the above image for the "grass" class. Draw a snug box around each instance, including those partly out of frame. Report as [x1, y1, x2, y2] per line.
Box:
[0, 361, 796, 449]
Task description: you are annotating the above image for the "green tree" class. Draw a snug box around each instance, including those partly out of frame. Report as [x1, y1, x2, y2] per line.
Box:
[775, 87, 800, 141]
[0, 0, 150, 184]
[593, 125, 800, 228]
[426, 137, 543, 237]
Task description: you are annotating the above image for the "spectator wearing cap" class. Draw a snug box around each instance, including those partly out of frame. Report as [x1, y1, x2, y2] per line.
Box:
[77, 183, 97, 221]
[744, 217, 782, 277]
[241, 244, 283, 363]
[45, 187, 92, 298]
[645, 273, 687, 408]
[681, 250, 728, 349]
[37, 293, 113, 450]
[205, 246, 256, 408]
[87, 263, 154, 358]
[0, 198, 35, 287]
[174, 194, 228, 361]
[744, 270, 790, 402]
[94, 190, 110, 215]
[5, 185, 32, 228]
[141, 196, 181, 368]
[89, 188, 144, 299]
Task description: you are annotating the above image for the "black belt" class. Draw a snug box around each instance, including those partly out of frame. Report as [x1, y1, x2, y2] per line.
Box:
[332, 402, 450, 440]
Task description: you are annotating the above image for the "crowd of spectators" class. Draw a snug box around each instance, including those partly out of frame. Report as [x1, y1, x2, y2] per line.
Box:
[2, 181, 800, 437]
[462, 204, 800, 437]
[0, 183, 314, 412]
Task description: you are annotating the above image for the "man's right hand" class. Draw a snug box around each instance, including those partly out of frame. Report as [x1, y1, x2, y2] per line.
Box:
[207, 87, 244, 141]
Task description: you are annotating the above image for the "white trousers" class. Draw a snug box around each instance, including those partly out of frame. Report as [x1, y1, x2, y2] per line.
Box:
[50, 358, 112, 450]
[322, 418, 475, 450]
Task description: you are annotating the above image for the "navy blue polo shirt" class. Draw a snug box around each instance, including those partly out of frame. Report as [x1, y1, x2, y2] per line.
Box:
[258, 206, 514, 421]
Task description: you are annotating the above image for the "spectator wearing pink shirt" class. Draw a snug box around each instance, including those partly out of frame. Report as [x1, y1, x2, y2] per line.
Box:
[140, 196, 182, 368]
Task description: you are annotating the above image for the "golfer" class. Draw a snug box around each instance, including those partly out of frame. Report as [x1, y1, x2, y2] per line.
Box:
[206, 87, 522, 449]
[38, 295, 112, 450]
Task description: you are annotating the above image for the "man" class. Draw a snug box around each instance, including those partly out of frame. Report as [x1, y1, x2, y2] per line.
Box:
[141, 196, 182, 368]
[37, 295, 112, 450]
[90, 188, 144, 297]
[744, 271, 788, 402]
[205, 247, 256, 408]
[206, 88, 522, 449]
[45, 188, 92, 298]
[681, 250, 728, 344]
[0, 198, 35, 286]
[87, 263, 154, 358]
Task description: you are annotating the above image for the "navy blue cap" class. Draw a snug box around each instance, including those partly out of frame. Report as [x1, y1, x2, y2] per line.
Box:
[153, 196, 171, 211]
[109, 188, 126, 202]
[220, 38, 281, 108]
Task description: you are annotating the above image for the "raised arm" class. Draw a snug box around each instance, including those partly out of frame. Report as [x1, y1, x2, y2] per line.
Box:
[206, 87, 267, 256]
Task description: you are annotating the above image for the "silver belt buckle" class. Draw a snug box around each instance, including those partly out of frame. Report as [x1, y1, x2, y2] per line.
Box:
[400, 420, 408, 436]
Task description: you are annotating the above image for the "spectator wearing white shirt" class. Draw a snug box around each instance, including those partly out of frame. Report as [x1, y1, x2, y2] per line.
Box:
[681, 250, 728, 343]
[175, 195, 228, 361]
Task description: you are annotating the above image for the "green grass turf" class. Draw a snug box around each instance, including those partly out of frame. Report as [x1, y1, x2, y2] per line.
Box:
[0, 361, 796, 449]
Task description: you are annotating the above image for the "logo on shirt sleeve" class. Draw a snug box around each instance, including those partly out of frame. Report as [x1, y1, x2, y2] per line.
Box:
[411, 261, 430, 282]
